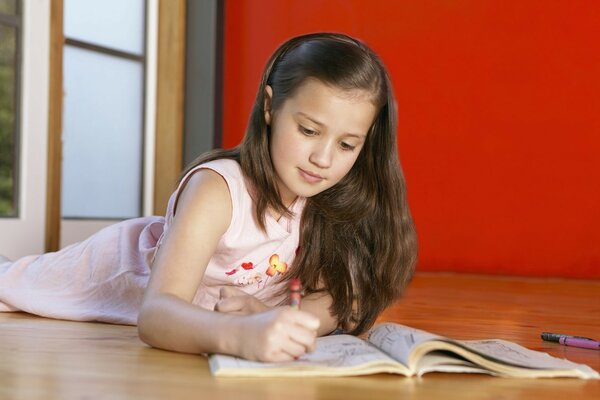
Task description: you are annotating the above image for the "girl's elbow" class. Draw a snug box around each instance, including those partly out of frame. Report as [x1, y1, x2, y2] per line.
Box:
[137, 302, 156, 346]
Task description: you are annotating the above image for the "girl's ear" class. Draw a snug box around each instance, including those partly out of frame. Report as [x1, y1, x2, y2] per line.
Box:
[264, 85, 273, 125]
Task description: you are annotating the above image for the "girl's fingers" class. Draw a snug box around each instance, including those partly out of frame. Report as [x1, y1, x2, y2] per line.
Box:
[215, 287, 251, 312]
[263, 349, 300, 363]
[286, 323, 318, 353]
[214, 295, 244, 313]
[287, 309, 320, 331]
[271, 310, 320, 355]
[219, 286, 245, 299]
[215, 288, 270, 314]
[261, 332, 314, 362]
[236, 308, 320, 361]
[278, 340, 310, 360]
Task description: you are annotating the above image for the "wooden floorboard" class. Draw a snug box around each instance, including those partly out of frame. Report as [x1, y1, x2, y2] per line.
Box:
[1, 272, 598, 399]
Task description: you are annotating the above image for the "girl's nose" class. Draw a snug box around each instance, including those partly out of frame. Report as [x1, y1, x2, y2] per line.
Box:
[309, 142, 333, 168]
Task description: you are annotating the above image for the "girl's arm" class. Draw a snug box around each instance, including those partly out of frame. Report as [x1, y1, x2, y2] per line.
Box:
[216, 286, 339, 336]
[137, 170, 320, 361]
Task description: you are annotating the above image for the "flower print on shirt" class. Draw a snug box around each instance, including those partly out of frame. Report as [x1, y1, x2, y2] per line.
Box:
[226, 255, 288, 288]
[262, 253, 289, 288]
[267, 254, 287, 276]
[241, 262, 254, 270]
[234, 271, 263, 287]
[224, 261, 254, 277]
[225, 261, 262, 287]
[266, 254, 288, 277]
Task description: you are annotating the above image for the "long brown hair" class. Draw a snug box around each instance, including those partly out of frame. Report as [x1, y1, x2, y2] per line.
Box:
[183, 33, 417, 335]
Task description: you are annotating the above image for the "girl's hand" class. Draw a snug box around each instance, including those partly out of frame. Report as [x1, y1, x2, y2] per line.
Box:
[214, 287, 270, 315]
[234, 307, 320, 362]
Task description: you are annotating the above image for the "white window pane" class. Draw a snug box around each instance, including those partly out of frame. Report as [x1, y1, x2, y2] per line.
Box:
[62, 46, 143, 219]
[64, 0, 145, 55]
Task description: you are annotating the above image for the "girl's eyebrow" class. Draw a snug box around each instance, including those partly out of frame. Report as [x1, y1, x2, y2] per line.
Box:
[296, 112, 324, 127]
[296, 112, 366, 139]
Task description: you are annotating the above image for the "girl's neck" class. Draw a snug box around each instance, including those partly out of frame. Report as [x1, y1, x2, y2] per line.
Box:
[269, 196, 298, 222]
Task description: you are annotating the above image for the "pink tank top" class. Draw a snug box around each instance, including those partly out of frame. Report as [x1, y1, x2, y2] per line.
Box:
[162, 159, 306, 310]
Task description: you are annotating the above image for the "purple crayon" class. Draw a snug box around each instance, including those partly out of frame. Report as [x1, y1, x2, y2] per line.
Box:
[542, 332, 600, 350]
[289, 279, 302, 310]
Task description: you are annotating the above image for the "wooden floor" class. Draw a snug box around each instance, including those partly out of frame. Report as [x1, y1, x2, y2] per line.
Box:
[1, 272, 599, 399]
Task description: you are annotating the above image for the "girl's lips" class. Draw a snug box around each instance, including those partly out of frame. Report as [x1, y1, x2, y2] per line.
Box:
[298, 168, 323, 183]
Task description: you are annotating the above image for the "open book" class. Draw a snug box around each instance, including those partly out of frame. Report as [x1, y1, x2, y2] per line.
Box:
[209, 323, 599, 379]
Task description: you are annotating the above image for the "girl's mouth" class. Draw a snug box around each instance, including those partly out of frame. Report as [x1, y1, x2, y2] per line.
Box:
[298, 168, 324, 183]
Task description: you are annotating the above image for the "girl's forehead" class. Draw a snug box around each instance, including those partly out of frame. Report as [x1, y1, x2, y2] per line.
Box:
[288, 78, 377, 106]
[282, 79, 378, 134]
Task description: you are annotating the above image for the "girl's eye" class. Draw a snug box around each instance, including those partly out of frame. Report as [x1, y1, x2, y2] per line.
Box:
[299, 126, 317, 136]
[340, 142, 356, 151]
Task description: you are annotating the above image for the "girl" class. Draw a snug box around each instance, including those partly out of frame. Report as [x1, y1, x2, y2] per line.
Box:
[0, 32, 417, 362]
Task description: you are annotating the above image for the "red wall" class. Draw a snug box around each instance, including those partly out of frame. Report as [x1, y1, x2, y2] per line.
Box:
[222, 1, 600, 278]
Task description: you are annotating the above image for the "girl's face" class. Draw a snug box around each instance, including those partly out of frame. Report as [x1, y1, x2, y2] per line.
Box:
[266, 79, 378, 206]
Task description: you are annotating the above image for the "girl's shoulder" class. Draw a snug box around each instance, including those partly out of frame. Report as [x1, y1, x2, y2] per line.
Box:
[182, 158, 242, 184]
[166, 158, 249, 223]
[177, 159, 245, 200]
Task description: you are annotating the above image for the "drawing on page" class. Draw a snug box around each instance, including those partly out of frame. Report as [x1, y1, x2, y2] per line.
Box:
[297, 339, 392, 368]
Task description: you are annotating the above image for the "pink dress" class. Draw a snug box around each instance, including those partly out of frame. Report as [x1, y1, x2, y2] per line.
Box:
[0, 159, 305, 325]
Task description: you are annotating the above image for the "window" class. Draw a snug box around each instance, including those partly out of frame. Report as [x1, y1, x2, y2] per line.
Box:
[61, 0, 147, 219]
[0, 0, 20, 217]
